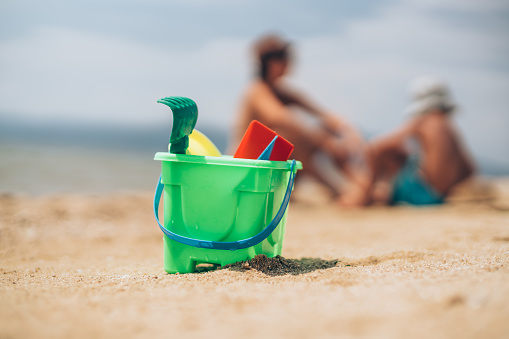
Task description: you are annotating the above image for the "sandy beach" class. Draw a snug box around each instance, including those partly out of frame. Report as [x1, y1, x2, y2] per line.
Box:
[1, 178, 508, 339]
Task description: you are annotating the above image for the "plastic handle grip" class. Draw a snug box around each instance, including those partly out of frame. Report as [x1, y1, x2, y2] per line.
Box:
[153, 160, 296, 251]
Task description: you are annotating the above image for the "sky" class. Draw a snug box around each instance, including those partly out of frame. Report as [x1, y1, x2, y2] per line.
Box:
[0, 0, 508, 168]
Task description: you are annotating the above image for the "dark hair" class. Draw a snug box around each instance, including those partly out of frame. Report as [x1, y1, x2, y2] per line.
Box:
[259, 49, 290, 80]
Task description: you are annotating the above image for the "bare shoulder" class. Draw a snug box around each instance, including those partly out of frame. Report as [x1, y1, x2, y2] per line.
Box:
[247, 80, 271, 96]
[416, 113, 462, 152]
[419, 113, 451, 135]
[240, 81, 269, 109]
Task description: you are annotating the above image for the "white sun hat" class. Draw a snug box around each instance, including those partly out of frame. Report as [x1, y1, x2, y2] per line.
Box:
[405, 76, 456, 116]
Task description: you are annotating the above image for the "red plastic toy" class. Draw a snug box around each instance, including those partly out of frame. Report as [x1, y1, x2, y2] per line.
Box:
[233, 120, 294, 161]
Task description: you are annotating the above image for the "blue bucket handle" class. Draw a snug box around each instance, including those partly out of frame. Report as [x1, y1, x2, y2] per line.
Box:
[153, 159, 296, 251]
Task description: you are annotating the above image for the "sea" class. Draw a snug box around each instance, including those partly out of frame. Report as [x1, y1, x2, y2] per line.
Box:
[0, 118, 229, 195]
[1, 118, 507, 196]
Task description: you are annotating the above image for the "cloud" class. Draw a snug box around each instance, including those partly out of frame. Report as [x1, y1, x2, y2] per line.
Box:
[0, 0, 507, 165]
[287, 0, 509, 163]
[411, 0, 509, 11]
[0, 26, 249, 126]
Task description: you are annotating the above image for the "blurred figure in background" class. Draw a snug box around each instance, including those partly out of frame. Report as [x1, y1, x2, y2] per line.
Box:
[340, 76, 476, 207]
[230, 33, 365, 198]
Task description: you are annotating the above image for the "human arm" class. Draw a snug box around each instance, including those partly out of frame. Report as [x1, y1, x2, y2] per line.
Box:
[249, 82, 333, 149]
[339, 117, 421, 207]
[370, 117, 421, 152]
[275, 83, 358, 135]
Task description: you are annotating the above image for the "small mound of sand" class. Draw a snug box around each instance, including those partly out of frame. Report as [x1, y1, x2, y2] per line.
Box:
[222, 254, 339, 276]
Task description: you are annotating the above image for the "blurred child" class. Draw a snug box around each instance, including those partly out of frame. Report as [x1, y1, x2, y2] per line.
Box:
[340, 76, 476, 206]
[230, 34, 364, 197]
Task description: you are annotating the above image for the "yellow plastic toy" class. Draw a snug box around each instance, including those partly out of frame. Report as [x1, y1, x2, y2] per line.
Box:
[168, 129, 222, 157]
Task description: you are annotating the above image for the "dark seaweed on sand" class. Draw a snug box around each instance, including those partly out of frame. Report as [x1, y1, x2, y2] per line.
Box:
[221, 254, 339, 276]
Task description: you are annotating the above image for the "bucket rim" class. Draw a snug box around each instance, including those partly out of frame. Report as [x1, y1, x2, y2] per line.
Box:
[154, 152, 302, 170]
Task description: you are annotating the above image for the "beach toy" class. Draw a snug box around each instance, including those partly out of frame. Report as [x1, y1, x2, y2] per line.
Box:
[154, 97, 301, 274]
[234, 120, 294, 161]
[157, 96, 198, 154]
[257, 136, 278, 160]
[166, 129, 223, 157]
[182, 129, 222, 157]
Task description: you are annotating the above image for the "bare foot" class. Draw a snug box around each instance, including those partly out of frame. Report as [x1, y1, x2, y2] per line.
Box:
[337, 184, 371, 208]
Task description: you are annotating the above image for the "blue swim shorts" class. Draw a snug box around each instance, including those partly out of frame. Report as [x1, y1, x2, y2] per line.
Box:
[390, 158, 444, 206]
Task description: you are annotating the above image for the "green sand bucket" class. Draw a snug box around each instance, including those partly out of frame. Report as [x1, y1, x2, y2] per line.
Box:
[153, 153, 301, 274]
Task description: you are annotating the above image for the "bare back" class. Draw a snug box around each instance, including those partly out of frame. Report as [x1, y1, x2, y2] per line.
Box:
[231, 80, 287, 151]
[231, 79, 322, 158]
[416, 113, 474, 195]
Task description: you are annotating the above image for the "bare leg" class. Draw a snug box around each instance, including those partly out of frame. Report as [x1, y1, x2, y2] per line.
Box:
[337, 138, 408, 207]
[291, 145, 341, 198]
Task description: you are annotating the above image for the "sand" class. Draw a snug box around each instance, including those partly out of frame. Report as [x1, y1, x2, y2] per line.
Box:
[1, 178, 508, 339]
